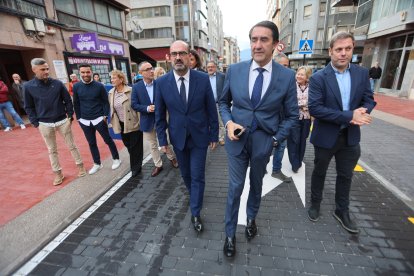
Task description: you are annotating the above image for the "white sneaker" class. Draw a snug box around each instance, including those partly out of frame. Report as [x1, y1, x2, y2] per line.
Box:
[89, 164, 103, 175]
[20, 124, 26, 129]
[4, 127, 11, 132]
[112, 159, 121, 170]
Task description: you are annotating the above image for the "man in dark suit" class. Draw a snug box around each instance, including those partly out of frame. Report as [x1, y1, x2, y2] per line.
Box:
[131, 61, 178, 177]
[207, 60, 226, 145]
[219, 21, 298, 257]
[308, 31, 376, 234]
[155, 40, 219, 232]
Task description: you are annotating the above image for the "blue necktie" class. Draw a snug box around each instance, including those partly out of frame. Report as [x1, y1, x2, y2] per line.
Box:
[179, 77, 186, 106]
[251, 67, 265, 131]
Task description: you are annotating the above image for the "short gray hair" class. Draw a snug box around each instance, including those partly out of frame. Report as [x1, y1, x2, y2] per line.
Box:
[31, 58, 47, 67]
[274, 52, 288, 62]
[329, 31, 355, 49]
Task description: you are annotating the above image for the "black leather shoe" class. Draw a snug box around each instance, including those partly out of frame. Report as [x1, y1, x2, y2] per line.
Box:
[333, 210, 359, 234]
[308, 204, 320, 222]
[223, 236, 236, 257]
[191, 216, 203, 232]
[131, 169, 141, 177]
[245, 219, 257, 240]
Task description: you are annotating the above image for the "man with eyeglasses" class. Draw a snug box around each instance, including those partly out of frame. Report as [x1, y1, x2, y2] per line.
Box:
[155, 41, 219, 233]
[131, 61, 178, 177]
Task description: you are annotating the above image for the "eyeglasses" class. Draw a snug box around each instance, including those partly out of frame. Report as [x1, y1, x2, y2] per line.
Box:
[170, 51, 188, 57]
[142, 67, 154, 72]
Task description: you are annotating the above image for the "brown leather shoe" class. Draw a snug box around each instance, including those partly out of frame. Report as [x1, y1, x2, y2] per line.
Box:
[151, 166, 163, 177]
[170, 158, 179, 168]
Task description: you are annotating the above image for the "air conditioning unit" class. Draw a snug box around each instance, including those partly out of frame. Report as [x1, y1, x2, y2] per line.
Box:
[34, 18, 46, 32]
[23, 18, 36, 31]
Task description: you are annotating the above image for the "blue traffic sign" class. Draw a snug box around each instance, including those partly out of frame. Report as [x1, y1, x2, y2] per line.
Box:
[299, 39, 313, 54]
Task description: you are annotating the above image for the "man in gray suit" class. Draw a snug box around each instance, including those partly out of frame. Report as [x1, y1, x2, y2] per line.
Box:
[207, 60, 226, 145]
[219, 21, 299, 257]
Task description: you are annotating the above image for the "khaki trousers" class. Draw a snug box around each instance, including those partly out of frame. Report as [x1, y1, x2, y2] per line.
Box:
[38, 120, 83, 172]
[144, 128, 175, 167]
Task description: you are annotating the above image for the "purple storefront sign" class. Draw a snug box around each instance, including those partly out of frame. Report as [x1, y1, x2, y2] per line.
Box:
[71, 33, 124, 56]
[71, 33, 98, 51]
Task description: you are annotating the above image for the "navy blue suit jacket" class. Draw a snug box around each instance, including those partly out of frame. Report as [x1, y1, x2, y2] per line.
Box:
[308, 63, 376, 149]
[215, 71, 225, 102]
[131, 80, 155, 132]
[219, 60, 299, 156]
[155, 70, 219, 151]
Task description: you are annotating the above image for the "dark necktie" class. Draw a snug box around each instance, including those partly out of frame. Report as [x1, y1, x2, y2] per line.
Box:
[250, 67, 265, 131]
[179, 77, 186, 106]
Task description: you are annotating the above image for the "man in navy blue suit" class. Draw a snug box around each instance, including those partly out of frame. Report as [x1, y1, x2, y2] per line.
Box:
[155, 40, 219, 232]
[131, 61, 178, 177]
[307, 31, 376, 234]
[219, 21, 299, 257]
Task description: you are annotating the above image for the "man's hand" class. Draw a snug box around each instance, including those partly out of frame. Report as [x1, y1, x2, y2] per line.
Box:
[161, 145, 169, 153]
[350, 107, 372, 125]
[210, 142, 217, 150]
[148, 104, 155, 113]
[226, 121, 245, 141]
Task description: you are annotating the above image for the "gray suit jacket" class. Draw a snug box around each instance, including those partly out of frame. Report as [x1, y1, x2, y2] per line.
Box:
[219, 60, 299, 156]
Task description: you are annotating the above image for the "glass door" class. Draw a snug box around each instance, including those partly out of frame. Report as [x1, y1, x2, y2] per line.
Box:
[380, 50, 402, 90]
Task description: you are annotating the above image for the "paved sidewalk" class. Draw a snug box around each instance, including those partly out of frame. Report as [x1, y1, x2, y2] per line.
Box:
[21, 145, 414, 276]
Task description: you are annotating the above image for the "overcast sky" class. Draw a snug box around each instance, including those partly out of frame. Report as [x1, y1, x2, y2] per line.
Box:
[217, 0, 267, 51]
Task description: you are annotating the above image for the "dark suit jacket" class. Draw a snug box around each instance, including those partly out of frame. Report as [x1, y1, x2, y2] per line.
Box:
[219, 60, 299, 156]
[155, 69, 219, 151]
[215, 71, 225, 102]
[308, 63, 376, 149]
[131, 80, 155, 132]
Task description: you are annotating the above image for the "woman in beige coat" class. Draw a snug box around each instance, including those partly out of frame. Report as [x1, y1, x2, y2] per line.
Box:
[108, 70, 143, 177]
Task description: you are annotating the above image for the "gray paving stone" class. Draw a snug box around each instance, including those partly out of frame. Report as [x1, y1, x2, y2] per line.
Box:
[332, 264, 367, 276]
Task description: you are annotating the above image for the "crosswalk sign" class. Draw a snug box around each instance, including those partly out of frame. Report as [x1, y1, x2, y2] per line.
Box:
[299, 39, 313, 54]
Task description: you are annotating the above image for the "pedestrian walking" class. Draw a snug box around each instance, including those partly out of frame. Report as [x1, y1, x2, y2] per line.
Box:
[108, 69, 143, 177]
[219, 21, 299, 257]
[206, 60, 226, 145]
[0, 78, 26, 132]
[73, 64, 121, 175]
[369, 61, 382, 93]
[23, 58, 86, 185]
[287, 66, 313, 173]
[131, 61, 178, 177]
[155, 40, 219, 233]
[307, 31, 376, 234]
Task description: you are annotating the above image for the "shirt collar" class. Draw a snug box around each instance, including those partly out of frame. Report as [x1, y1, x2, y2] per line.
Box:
[144, 80, 153, 87]
[251, 59, 272, 73]
[331, 62, 350, 74]
[81, 79, 93, 84]
[174, 69, 190, 83]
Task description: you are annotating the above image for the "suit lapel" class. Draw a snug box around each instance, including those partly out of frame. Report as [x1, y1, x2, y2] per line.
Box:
[187, 70, 196, 110]
[325, 64, 343, 110]
[259, 61, 280, 106]
[141, 82, 152, 104]
[241, 60, 253, 108]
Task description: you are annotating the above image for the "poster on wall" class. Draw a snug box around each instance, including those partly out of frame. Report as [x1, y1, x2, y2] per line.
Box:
[53, 60, 68, 84]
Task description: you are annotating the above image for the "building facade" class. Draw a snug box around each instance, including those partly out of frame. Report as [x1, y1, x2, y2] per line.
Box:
[0, 0, 132, 86]
[222, 36, 239, 72]
[128, 0, 224, 70]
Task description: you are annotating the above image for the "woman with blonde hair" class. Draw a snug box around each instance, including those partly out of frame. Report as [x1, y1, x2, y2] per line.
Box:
[108, 69, 143, 177]
[288, 66, 313, 173]
[153, 67, 166, 80]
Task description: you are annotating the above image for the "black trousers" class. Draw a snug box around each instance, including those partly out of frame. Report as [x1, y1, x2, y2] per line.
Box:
[119, 122, 143, 173]
[287, 118, 311, 171]
[310, 131, 361, 212]
[79, 120, 119, 165]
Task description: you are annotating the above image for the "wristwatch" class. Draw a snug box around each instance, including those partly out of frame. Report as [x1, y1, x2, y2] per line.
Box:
[272, 137, 279, 147]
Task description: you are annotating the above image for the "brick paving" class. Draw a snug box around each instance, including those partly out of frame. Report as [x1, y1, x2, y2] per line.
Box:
[374, 93, 414, 120]
[26, 144, 414, 276]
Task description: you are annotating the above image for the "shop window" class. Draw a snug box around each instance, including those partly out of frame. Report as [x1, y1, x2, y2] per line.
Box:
[304, 5, 312, 18]
[1, 0, 46, 17]
[94, 1, 110, 25]
[75, 0, 95, 20]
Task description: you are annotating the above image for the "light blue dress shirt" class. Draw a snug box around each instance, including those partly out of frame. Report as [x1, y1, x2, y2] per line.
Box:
[145, 81, 154, 103]
[209, 74, 217, 101]
[331, 63, 351, 111]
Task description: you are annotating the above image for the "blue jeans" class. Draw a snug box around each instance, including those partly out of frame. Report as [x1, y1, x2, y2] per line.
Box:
[272, 140, 286, 172]
[0, 101, 24, 128]
[370, 79, 376, 93]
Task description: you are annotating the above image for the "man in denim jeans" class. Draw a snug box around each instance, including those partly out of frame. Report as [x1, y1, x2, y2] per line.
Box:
[0, 79, 26, 132]
[24, 58, 86, 185]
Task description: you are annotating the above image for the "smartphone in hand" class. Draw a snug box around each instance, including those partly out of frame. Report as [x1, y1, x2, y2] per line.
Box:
[234, 128, 245, 138]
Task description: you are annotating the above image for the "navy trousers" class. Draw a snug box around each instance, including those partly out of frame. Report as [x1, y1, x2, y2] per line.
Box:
[287, 119, 311, 171]
[224, 130, 273, 237]
[174, 135, 208, 217]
